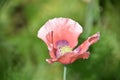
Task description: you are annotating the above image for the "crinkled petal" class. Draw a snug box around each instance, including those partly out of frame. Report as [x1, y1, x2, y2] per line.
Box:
[47, 52, 80, 64]
[46, 51, 90, 64]
[49, 48, 56, 59]
[46, 58, 58, 64]
[57, 52, 90, 64]
[74, 32, 100, 54]
[78, 52, 90, 59]
[37, 18, 83, 49]
[57, 52, 77, 64]
[46, 52, 77, 64]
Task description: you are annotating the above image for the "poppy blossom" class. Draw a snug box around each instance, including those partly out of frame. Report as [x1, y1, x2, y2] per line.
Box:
[38, 18, 100, 64]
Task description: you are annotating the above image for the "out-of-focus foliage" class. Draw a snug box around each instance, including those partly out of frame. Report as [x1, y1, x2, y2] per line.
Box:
[0, 0, 120, 80]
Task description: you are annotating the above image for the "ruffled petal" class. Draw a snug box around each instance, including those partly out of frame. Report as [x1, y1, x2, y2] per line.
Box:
[46, 58, 58, 64]
[49, 47, 56, 59]
[57, 52, 90, 64]
[57, 52, 79, 64]
[74, 32, 100, 54]
[45, 52, 77, 64]
[78, 52, 90, 59]
[38, 18, 83, 49]
[46, 52, 90, 64]
[52, 18, 83, 48]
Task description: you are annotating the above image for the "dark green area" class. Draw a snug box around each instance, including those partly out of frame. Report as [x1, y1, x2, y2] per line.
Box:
[0, 0, 120, 80]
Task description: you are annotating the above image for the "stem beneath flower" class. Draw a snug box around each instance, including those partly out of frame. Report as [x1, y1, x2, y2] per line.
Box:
[63, 66, 67, 80]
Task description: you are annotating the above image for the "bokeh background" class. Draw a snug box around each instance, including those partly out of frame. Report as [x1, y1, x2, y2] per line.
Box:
[0, 0, 120, 80]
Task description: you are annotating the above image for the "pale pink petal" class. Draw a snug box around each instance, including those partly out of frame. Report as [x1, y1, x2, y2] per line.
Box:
[46, 58, 58, 64]
[37, 18, 83, 49]
[46, 52, 90, 64]
[53, 18, 83, 48]
[57, 52, 78, 64]
[45, 52, 77, 64]
[78, 52, 90, 59]
[57, 52, 90, 64]
[49, 48, 56, 59]
[88, 32, 100, 45]
[74, 32, 100, 54]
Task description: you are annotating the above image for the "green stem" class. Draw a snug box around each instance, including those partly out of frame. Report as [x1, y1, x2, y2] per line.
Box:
[63, 66, 67, 80]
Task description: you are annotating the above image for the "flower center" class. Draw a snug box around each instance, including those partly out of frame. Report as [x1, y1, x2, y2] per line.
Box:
[60, 46, 72, 54]
[56, 40, 72, 57]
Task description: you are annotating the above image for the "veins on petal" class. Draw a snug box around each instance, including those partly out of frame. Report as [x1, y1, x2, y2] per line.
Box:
[46, 31, 56, 59]
[46, 31, 53, 45]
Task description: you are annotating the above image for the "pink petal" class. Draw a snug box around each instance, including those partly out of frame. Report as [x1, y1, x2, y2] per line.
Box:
[46, 58, 58, 64]
[45, 52, 78, 64]
[38, 18, 83, 49]
[74, 32, 100, 54]
[57, 52, 77, 64]
[78, 52, 90, 59]
[46, 52, 90, 64]
[57, 52, 90, 64]
[49, 48, 56, 59]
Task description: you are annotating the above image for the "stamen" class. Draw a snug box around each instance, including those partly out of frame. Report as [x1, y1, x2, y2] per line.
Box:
[60, 46, 72, 54]
[56, 40, 72, 57]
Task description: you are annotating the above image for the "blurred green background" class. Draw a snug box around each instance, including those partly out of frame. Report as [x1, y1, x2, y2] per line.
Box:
[0, 0, 120, 80]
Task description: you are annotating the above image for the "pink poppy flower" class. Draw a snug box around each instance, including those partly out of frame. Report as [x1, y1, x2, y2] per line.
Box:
[38, 18, 100, 64]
